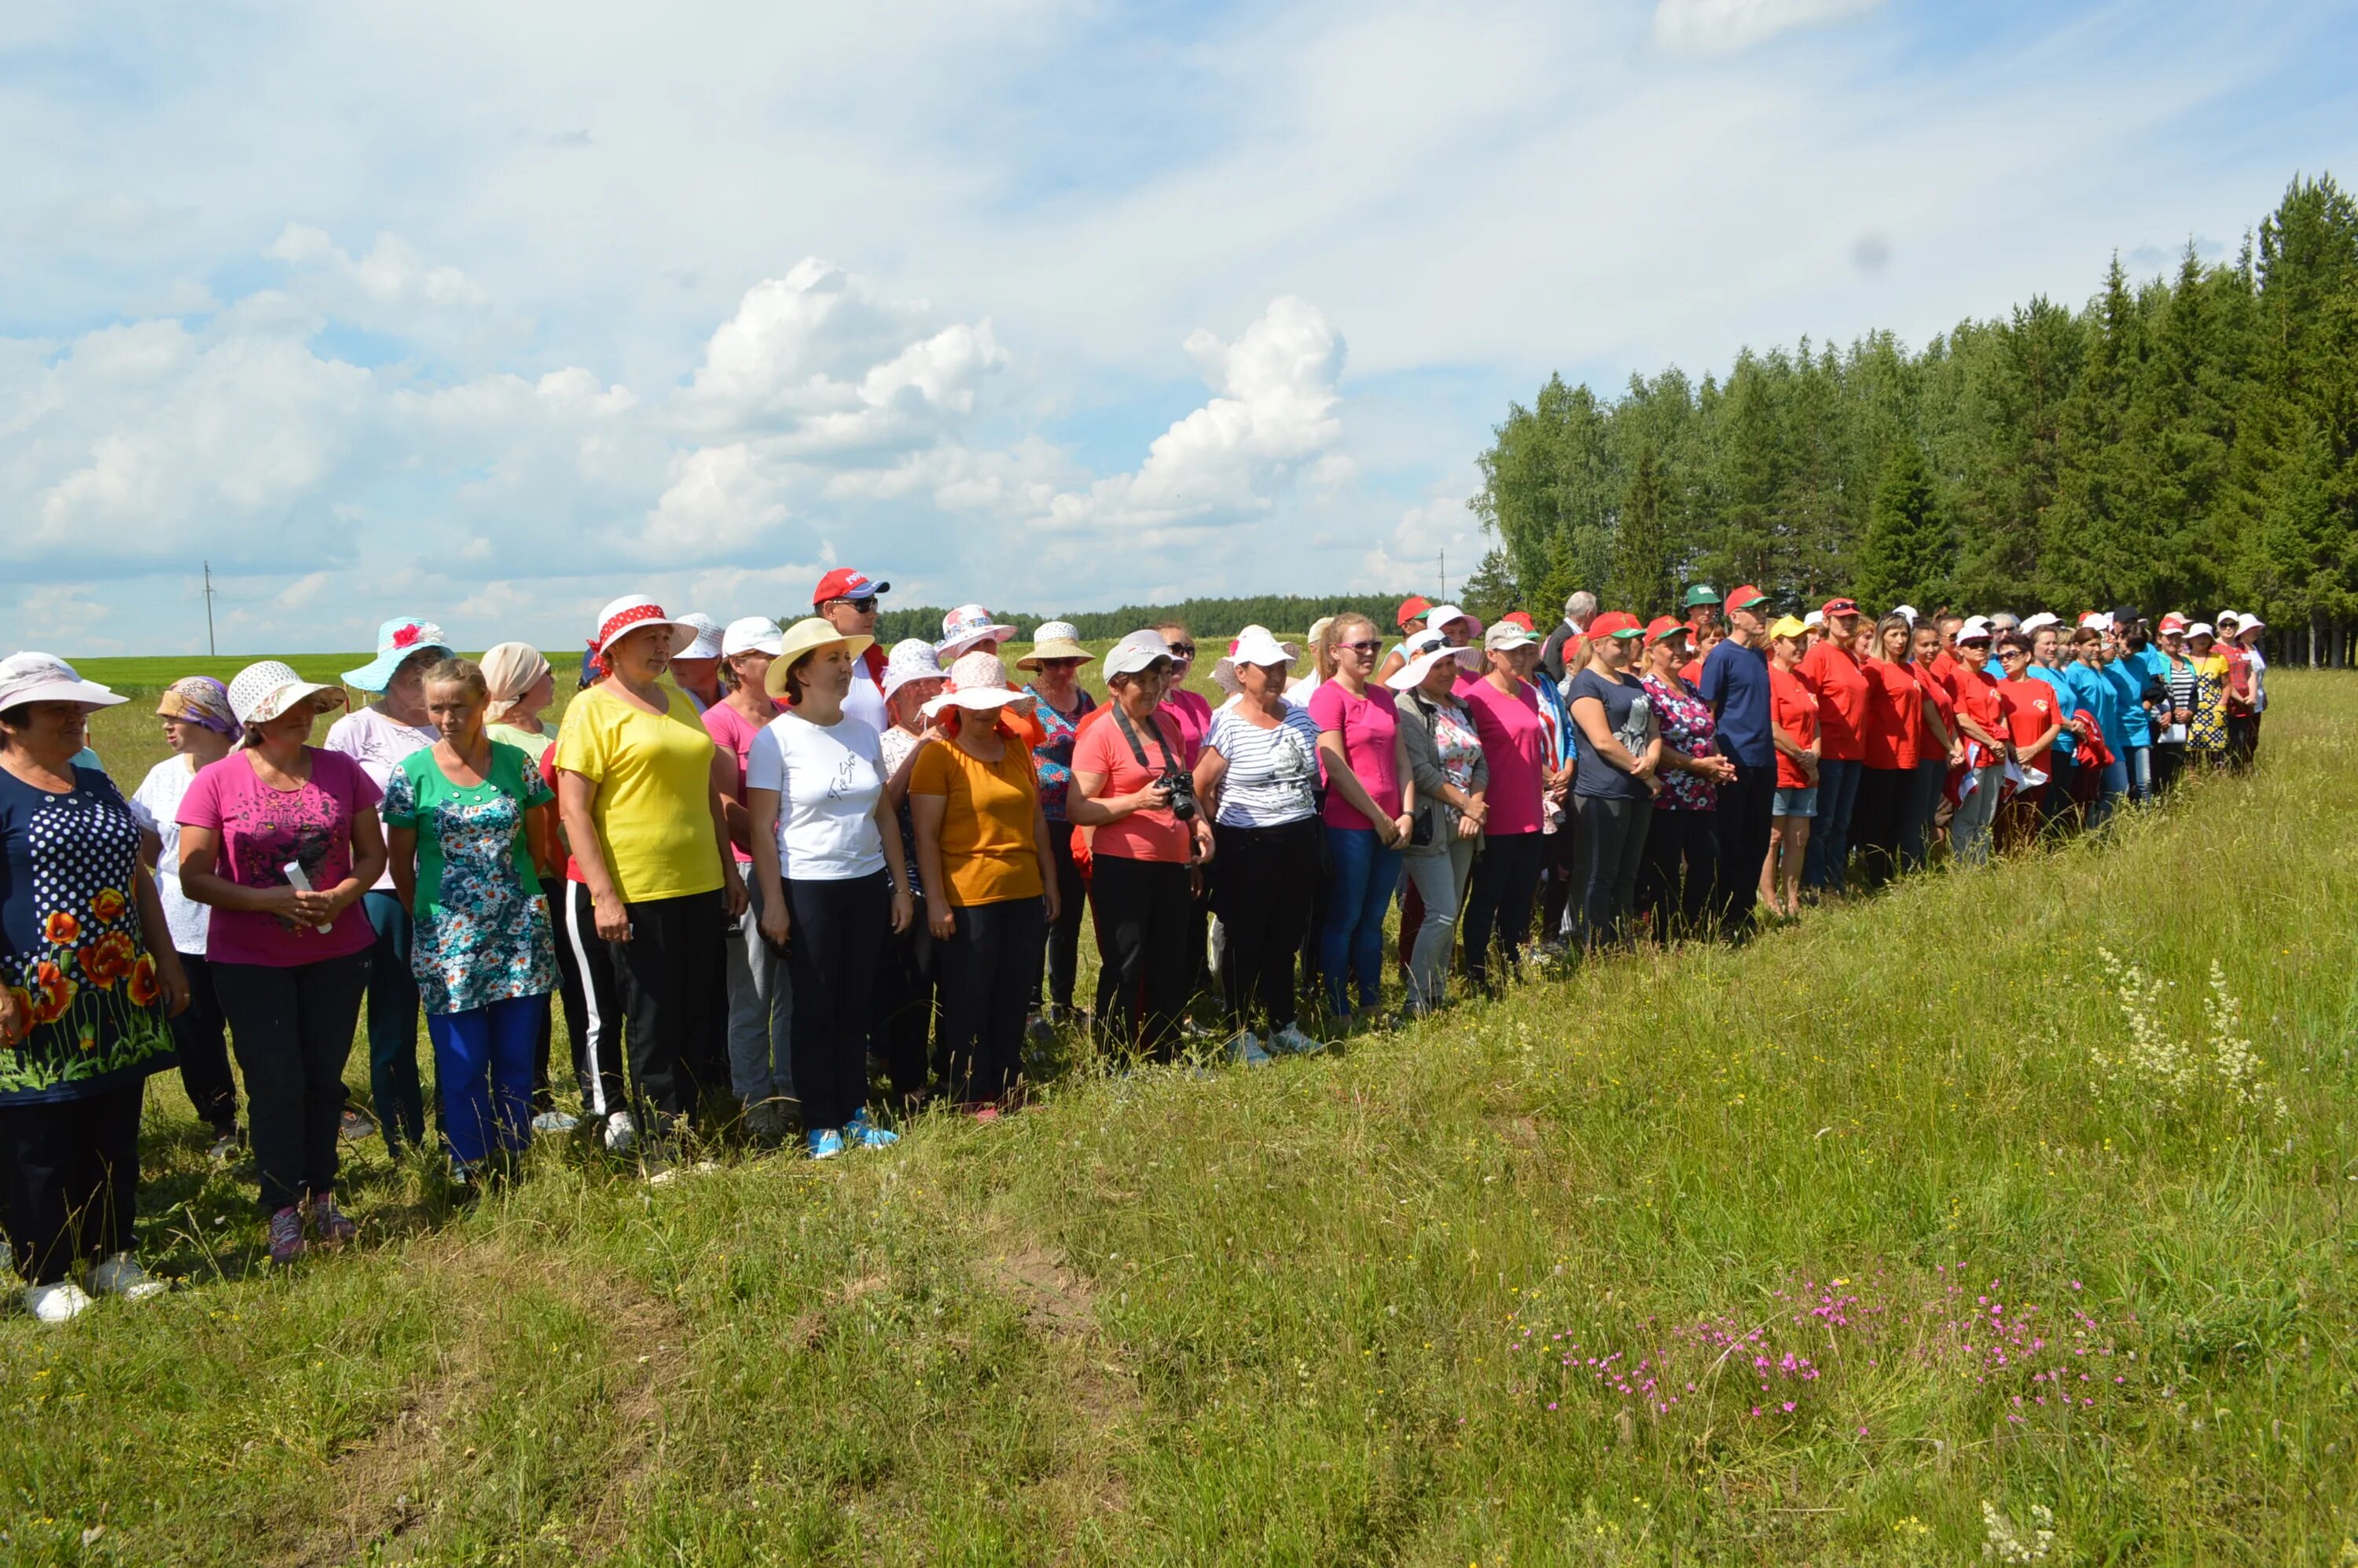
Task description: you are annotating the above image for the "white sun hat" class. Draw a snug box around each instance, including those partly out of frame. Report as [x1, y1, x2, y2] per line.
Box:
[921, 649, 1028, 717]
[721, 616, 783, 658]
[675, 611, 726, 660]
[2186, 621, 2217, 641]
[1421, 604, 1479, 637]
[226, 660, 347, 729]
[1211, 626, 1300, 694]
[880, 639, 946, 701]
[2236, 612, 2267, 634]
[2019, 611, 2062, 634]
[936, 604, 1019, 660]
[590, 594, 699, 658]
[1104, 630, 1178, 680]
[1387, 640, 1480, 691]
[0, 652, 128, 712]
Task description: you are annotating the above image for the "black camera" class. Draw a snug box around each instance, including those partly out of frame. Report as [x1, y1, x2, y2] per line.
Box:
[1162, 769, 1199, 821]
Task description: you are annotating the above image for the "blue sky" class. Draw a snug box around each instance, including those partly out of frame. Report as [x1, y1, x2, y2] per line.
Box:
[4, 0, 2355, 655]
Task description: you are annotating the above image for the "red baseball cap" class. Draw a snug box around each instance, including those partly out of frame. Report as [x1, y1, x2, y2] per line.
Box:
[1587, 611, 1644, 639]
[1727, 584, 1769, 611]
[1821, 596, 1860, 617]
[1643, 615, 1688, 644]
[1502, 610, 1535, 631]
[1397, 595, 1433, 629]
[812, 567, 890, 606]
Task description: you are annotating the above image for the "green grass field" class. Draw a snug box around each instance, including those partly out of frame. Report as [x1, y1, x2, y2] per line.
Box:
[10, 669, 2353, 1563]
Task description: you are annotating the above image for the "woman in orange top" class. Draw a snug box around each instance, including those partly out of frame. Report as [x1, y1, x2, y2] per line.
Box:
[910, 651, 1060, 1114]
[1850, 614, 1925, 892]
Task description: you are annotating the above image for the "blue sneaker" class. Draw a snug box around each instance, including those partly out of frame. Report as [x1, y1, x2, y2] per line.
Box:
[807, 1127, 847, 1160]
[843, 1107, 900, 1150]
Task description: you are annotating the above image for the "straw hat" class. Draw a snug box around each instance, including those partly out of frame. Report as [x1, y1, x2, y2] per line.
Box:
[762, 618, 878, 700]
[1017, 620, 1094, 670]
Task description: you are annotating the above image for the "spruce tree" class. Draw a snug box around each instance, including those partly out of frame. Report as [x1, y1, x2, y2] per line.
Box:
[1856, 442, 1952, 611]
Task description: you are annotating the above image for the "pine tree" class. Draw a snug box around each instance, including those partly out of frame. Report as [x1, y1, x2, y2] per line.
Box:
[1607, 445, 1677, 617]
[1855, 442, 1952, 612]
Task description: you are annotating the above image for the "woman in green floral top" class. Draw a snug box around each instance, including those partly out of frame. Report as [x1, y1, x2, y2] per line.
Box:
[0, 652, 188, 1320]
[384, 658, 558, 1181]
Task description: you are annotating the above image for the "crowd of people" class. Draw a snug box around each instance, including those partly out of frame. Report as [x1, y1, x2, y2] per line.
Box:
[0, 573, 2273, 1320]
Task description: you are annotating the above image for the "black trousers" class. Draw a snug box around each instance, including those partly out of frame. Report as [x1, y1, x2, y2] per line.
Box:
[1851, 766, 1908, 891]
[877, 916, 937, 1101]
[1091, 854, 1194, 1058]
[170, 950, 239, 1131]
[213, 950, 370, 1214]
[783, 872, 891, 1129]
[0, 1081, 145, 1285]
[1030, 820, 1089, 1014]
[938, 895, 1049, 1106]
[1462, 831, 1545, 992]
[1637, 809, 1720, 942]
[2151, 742, 2187, 795]
[1539, 814, 1582, 947]
[2042, 752, 2079, 829]
[1573, 794, 1652, 950]
[556, 880, 629, 1122]
[1211, 818, 1319, 1032]
[610, 889, 728, 1124]
[1710, 760, 1775, 939]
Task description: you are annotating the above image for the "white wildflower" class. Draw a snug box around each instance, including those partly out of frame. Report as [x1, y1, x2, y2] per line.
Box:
[1982, 1499, 2056, 1562]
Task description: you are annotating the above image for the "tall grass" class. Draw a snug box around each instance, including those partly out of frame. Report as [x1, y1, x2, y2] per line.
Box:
[5, 675, 2351, 1563]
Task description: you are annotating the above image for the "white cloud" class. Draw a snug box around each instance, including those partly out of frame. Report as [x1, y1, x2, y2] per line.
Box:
[1651, 0, 1884, 56]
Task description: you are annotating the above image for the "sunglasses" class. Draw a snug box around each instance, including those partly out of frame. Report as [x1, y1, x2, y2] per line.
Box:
[1165, 644, 1197, 659]
[1035, 657, 1085, 670]
[829, 597, 879, 614]
[1339, 639, 1383, 655]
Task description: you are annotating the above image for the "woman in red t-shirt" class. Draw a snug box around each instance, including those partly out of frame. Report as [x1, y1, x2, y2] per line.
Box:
[1905, 621, 1960, 870]
[1992, 635, 2064, 854]
[1850, 615, 1924, 892]
[1761, 617, 1819, 920]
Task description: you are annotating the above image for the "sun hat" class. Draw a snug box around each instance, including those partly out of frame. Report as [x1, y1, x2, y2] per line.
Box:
[0, 652, 128, 713]
[1423, 604, 1479, 636]
[1803, 609, 1824, 629]
[721, 616, 784, 658]
[921, 650, 1027, 718]
[1484, 619, 1541, 652]
[2187, 621, 2216, 641]
[1682, 584, 1722, 609]
[810, 567, 889, 607]
[1893, 604, 1921, 624]
[2237, 613, 2267, 634]
[1104, 629, 1177, 680]
[1212, 626, 1300, 694]
[1585, 611, 1644, 640]
[155, 675, 237, 733]
[2019, 611, 2062, 633]
[673, 612, 725, 660]
[479, 643, 552, 722]
[762, 617, 878, 700]
[2081, 611, 2115, 633]
[1395, 595, 1432, 630]
[589, 595, 698, 659]
[1018, 620, 1093, 669]
[2215, 608, 2240, 629]
[1642, 615, 1688, 646]
[343, 616, 454, 692]
[1387, 640, 1480, 691]
[1728, 584, 1770, 612]
[1820, 597, 1860, 618]
[880, 639, 946, 702]
[226, 660, 346, 729]
[1766, 615, 1811, 642]
[937, 604, 1019, 659]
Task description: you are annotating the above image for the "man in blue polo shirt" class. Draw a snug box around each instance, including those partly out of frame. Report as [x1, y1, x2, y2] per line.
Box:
[1699, 583, 1776, 940]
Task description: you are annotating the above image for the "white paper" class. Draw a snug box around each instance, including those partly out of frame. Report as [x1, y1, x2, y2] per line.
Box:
[282, 861, 335, 934]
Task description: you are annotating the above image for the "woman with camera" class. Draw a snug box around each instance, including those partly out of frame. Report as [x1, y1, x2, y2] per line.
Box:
[1070, 631, 1211, 1059]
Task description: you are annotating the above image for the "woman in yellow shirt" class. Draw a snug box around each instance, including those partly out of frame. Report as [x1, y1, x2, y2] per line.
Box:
[910, 652, 1060, 1116]
[553, 596, 747, 1171]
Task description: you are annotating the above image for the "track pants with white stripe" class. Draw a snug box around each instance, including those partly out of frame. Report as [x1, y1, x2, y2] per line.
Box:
[555, 879, 630, 1122]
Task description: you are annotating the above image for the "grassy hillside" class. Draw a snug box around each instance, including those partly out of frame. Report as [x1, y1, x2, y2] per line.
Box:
[6, 675, 2352, 1563]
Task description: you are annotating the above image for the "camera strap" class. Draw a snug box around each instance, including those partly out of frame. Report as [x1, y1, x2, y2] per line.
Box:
[1113, 703, 1179, 775]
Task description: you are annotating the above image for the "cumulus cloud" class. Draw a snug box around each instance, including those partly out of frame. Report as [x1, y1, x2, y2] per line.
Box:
[1651, 0, 1884, 55]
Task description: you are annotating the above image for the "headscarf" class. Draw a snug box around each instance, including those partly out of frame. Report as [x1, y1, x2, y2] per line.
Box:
[481, 641, 552, 722]
[156, 676, 237, 735]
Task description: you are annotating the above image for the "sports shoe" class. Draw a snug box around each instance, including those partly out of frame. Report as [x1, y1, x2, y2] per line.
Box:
[1025, 1012, 1055, 1046]
[338, 1106, 376, 1142]
[843, 1107, 899, 1150]
[1269, 1023, 1326, 1057]
[1225, 1030, 1273, 1066]
[22, 1280, 94, 1323]
[971, 1104, 1002, 1123]
[267, 1206, 307, 1265]
[807, 1127, 847, 1160]
[531, 1110, 579, 1134]
[207, 1122, 242, 1162]
[307, 1192, 358, 1247]
[601, 1110, 637, 1155]
[639, 1134, 681, 1184]
[86, 1254, 169, 1302]
[744, 1100, 792, 1148]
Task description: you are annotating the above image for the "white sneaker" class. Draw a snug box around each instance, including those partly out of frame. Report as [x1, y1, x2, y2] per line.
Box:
[1269, 1023, 1326, 1056]
[1224, 1030, 1273, 1067]
[23, 1280, 95, 1323]
[531, 1110, 580, 1134]
[601, 1110, 637, 1154]
[86, 1254, 168, 1302]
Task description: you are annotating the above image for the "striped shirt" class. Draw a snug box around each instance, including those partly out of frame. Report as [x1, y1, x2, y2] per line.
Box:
[1203, 703, 1322, 828]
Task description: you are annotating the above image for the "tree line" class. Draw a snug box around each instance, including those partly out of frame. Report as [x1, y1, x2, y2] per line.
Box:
[856, 596, 1409, 647]
[1466, 173, 2358, 665]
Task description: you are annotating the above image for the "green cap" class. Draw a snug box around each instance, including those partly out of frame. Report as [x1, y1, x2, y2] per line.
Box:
[1682, 584, 1723, 609]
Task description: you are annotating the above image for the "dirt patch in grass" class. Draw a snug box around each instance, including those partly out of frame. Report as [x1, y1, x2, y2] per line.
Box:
[975, 1235, 1142, 1526]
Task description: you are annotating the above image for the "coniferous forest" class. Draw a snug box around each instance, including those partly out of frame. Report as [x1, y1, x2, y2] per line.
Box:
[1466, 174, 2358, 663]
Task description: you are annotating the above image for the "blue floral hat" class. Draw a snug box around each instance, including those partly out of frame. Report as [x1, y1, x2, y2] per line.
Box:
[342, 616, 453, 692]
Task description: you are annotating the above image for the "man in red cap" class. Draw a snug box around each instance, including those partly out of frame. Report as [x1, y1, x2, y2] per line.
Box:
[812, 567, 892, 732]
[1698, 584, 1776, 937]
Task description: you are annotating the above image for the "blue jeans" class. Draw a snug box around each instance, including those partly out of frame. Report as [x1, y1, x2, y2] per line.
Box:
[2089, 755, 2128, 830]
[1902, 758, 1946, 872]
[362, 890, 426, 1151]
[1321, 825, 1403, 1017]
[426, 994, 543, 1169]
[2126, 744, 2152, 804]
[1801, 758, 1862, 890]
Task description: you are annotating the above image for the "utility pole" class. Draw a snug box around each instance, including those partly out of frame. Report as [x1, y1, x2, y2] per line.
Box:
[202, 562, 218, 656]
[1438, 549, 1446, 602]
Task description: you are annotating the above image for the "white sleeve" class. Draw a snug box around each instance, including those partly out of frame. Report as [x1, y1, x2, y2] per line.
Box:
[745, 720, 785, 795]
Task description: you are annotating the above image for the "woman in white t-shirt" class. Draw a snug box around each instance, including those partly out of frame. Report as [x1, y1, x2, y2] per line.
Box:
[129, 677, 242, 1157]
[1192, 628, 1324, 1060]
[747, 619, 915, 1160]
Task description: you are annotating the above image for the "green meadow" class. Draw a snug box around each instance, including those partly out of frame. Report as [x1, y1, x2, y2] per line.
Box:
[7, 666, 2352, 1563]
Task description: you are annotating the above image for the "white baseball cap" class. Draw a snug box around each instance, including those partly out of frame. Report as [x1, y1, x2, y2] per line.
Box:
[2019, 611, 2062, 633]
[720, 616, 783, 658]
[0, 652, 127, 712]
[1957, 616, 1994, 644]
[1104, 630, 1178, 679]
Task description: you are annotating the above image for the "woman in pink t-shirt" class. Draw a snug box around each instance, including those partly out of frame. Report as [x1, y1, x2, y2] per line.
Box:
[1071, 632, 1210, 1058]
[1456, 621, 1552, 994]
[1308, 613, 1414, 1026]
[704, 618, 792, 1143]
